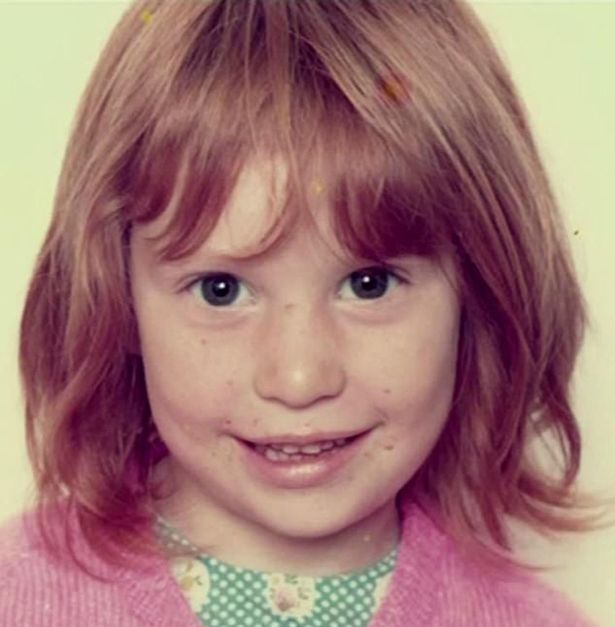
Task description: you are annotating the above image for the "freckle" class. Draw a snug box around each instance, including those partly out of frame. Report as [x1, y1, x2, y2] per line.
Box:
[224, 419, 231, 425]
[384, 444, 394, 451]
[284, 303, 295, 311]
[201, 339, 207, 345]
[383, 388, 391, 394]
[226, 380, 233, 386]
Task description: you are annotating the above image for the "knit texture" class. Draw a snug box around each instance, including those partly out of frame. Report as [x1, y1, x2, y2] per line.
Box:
[0, 494, 598, 627]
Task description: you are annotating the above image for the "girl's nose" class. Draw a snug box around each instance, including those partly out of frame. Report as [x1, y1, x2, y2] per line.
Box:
[252, 302, 346, 409]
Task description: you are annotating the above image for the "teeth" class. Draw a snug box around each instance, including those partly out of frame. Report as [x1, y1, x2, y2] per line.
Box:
[278, 444, 300, 454]
[255, 437, 349, 461]
[268, 439, 346, 454]
[264, 448, 294, 462]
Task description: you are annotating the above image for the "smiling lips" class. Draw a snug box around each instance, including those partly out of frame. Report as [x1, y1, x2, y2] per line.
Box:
[238, 430, 371, 489]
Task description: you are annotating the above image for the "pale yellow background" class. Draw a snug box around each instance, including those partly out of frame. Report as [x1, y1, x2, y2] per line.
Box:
[1, 1, 613, 624]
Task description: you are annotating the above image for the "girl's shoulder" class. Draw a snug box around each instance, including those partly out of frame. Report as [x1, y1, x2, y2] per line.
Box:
[0, 501, 85, 573]
[0, 505, 105, 625]
[391, 499, 598, 627]
[0, 507, 40, 575]
[0, 507, 69, 625]
[0, 505, 135, 626]
[0, 503, 198, 627]
[435, 547, 599, 627]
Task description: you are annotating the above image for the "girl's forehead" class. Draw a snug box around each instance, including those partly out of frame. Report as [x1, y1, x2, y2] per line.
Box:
[134, 156, 334, 261]
[130, 137, 453, 271]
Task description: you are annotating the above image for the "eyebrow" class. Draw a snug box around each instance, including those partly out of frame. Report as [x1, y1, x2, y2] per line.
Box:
[143, 233, 275, 265]
[164, 252, 422, 276]
[165, 248, 282, 268]
[152, 249, 384, 279]
[143, 234, 420, 272]
[200, 249, 277, 263]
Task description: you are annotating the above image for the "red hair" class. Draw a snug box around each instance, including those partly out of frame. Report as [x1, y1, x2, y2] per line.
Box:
[19, 0, 613, 578]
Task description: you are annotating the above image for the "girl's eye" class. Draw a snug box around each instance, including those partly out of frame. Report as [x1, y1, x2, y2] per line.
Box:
[187, 266, 408, 308]
[340, 266, 407, 301]
[189, 272, 250, 308]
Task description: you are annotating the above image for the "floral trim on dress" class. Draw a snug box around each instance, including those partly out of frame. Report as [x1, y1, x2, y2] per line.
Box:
[153, 515, 399, 627]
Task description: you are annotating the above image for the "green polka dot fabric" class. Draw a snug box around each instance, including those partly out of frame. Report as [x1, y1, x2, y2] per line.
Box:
[153, 515, 399, 627]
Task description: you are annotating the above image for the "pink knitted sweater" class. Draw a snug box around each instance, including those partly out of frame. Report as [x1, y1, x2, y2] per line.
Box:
[0, 494, 597, 626]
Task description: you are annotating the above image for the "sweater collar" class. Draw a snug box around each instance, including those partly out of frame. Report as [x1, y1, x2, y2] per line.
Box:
[118, 493, 448, 627]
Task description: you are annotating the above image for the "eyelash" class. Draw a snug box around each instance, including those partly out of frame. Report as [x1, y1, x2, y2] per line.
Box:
[185, 264, 410, 309]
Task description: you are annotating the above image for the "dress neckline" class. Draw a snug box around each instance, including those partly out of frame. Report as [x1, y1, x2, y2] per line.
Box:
[152, 512, 400, 579]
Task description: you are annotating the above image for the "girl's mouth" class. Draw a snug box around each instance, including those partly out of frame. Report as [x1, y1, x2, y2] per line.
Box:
[236, 430, 371, 489]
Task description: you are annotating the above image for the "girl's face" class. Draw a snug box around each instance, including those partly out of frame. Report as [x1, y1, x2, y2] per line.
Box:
[129, 158, 461, 572]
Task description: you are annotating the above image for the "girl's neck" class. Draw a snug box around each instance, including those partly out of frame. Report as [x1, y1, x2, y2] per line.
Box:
[149, 459, 402, 577]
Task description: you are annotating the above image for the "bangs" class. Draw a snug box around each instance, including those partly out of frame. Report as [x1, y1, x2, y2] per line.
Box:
[121, 0, 456, 266]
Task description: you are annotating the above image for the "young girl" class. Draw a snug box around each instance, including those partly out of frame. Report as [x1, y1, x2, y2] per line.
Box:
[1, 0, 612, 625]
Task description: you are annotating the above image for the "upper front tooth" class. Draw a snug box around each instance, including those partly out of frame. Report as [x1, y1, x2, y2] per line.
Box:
[271, 439, 344, 454]
[297, 443, 325, 454]
[279, 444, 300, 454]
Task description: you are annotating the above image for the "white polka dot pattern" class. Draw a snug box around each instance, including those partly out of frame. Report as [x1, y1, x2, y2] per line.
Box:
[154, 517, 398, 627]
